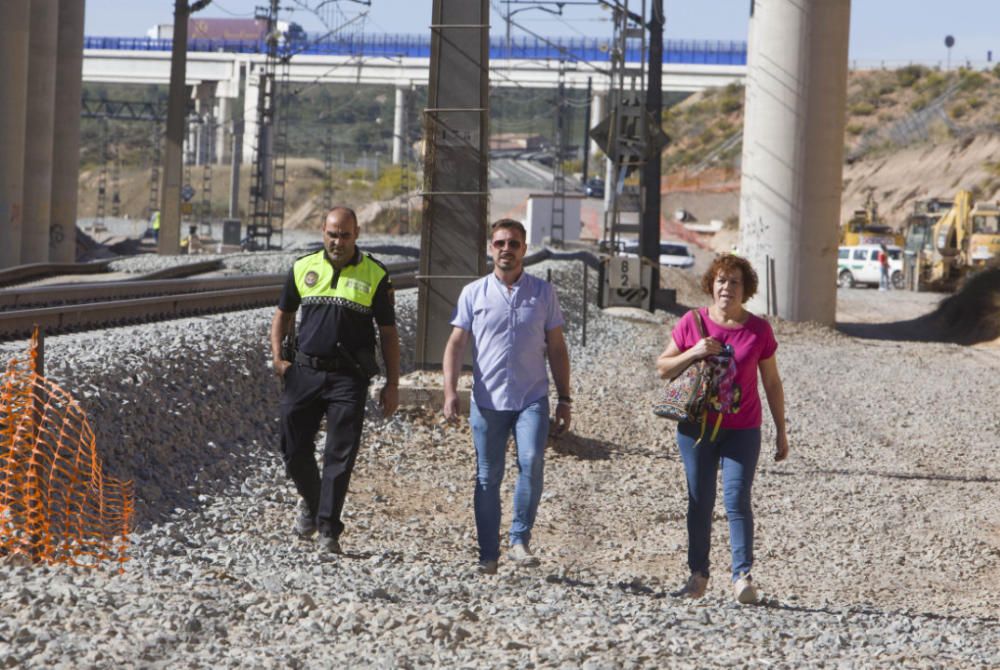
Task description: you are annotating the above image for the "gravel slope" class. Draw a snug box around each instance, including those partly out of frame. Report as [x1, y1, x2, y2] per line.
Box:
[2, 256, 999, 668]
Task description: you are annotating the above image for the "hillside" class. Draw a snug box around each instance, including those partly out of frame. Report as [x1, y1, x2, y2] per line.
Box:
[663, 64, 1000, 230]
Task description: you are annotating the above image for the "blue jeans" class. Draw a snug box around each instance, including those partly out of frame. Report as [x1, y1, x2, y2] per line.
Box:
[677, 423, 761, 581]
[469, 397, 549, 562]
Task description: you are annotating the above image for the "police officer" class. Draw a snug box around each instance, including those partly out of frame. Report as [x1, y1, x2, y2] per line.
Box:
[269, 206, 400, 554]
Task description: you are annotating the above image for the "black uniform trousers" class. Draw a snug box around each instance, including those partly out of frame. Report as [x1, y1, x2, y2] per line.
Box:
[280, 362, 369, 539]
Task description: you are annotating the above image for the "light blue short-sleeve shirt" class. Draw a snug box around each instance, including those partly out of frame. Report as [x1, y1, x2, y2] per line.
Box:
[451, 271, 565, 411]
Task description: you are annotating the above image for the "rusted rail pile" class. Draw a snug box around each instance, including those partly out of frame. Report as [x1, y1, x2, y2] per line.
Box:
[0, 262, 418, 341]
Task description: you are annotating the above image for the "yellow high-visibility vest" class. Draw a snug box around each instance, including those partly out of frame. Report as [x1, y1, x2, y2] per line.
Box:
[292, 249, 386, 314]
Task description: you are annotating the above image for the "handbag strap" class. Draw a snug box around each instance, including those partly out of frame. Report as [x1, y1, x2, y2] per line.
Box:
[691, 308, 708, 339]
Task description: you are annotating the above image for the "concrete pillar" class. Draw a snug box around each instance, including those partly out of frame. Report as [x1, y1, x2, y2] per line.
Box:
[21, 0, 60, 264]
[215, 97, 230, 165]
[392, 85, 407, 165]
[192, 82, 216, 165]
[738, 0, 851, 324]
[0, 1, 30, 270]
[242, 67, 260, 165]
[50, 0, 85, 263]
[589, 91, 606, 159]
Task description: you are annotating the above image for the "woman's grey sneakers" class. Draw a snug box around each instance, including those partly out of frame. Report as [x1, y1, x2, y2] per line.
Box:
[733, 573, 758, 604]
[507, 542, 540, 567]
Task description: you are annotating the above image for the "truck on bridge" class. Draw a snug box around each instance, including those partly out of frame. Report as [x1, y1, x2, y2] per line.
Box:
[146, 18, 305, 44]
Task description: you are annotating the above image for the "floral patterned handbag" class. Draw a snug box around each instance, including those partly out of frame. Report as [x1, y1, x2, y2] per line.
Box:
[652, 310, 711, 422]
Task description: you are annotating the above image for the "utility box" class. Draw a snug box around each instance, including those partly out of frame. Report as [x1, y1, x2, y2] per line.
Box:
[222, 219, 242, 246]
[525, 194, 583, 245]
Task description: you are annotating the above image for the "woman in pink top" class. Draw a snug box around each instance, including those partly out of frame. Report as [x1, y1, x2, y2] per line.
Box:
[656, 254, 788, 605]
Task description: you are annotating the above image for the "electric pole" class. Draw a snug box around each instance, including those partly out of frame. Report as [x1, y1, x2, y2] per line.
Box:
[160, 0, 212, 255]
[641, 0, 664, 303]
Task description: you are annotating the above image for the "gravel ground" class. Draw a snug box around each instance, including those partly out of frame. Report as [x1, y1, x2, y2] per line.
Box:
[2, 253, 999, 668]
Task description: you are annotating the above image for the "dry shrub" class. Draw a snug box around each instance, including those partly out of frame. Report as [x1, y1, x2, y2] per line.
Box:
[929, 267, 1000, 344]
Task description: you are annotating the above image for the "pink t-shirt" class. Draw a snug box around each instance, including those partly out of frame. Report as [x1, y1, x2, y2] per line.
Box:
[671, 307, 778, 429]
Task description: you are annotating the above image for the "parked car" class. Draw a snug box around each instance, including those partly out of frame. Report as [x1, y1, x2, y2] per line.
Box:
[837, 244, 904, 288]
[584, 177, 604, 198]
[617, 240, 696, 269]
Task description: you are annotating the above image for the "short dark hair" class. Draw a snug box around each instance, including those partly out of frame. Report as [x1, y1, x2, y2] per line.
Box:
[325, 206, 358, 228]
[700, 254, 759, 303]
[490, 218, 527, 241]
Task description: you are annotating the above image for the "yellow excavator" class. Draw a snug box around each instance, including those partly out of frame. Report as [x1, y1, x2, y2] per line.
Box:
[904, 189, 1000, 290]
[970, 201, 1000, 266]
[840, 193, 905, 247]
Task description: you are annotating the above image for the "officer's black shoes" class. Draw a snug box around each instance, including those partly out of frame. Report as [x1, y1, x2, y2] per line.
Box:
[320, 534, 342, 554]
[293, 499, 317, 538]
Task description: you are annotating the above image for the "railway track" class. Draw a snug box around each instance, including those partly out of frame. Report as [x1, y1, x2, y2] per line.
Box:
[0, 274, 285, 310]
[0, 249, 598, 341]
[0, 262, 419, 341]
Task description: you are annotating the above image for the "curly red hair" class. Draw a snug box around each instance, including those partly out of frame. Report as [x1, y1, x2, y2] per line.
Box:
[700, 254, 759, 303]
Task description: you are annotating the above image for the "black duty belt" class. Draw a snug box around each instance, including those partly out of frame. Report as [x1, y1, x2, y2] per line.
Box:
[295, 351, 347, 372]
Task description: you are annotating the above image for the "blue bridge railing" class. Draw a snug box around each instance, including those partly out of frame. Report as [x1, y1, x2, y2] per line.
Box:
[84, 34, 747, 66]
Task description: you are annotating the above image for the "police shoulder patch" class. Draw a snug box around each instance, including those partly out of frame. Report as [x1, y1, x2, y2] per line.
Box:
[304, 271, 319, 287]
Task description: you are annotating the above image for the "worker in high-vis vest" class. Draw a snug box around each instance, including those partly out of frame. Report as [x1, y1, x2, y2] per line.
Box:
[269, 206, 400, 555]
[151, 210, 161, 242]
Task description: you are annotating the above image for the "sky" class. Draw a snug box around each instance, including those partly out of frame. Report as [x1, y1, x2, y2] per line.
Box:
[83, 1, 1000, 69]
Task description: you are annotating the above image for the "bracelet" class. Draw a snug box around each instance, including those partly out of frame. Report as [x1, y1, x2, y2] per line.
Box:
[558, 395, 572, 404]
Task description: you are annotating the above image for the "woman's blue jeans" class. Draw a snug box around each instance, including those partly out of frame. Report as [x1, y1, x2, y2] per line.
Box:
[469, 398, 549, 562]
[677, 423, 761, 581]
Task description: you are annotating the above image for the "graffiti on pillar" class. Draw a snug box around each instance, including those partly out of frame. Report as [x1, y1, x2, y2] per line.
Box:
[739, 211, 773, 258]
[741, 212, 770, 239]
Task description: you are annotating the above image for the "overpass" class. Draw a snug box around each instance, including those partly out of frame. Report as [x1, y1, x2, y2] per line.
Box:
[82, 33, 746, 90]
[82, 34, 747, 164]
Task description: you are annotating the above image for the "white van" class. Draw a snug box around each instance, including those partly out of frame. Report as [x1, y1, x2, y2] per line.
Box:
[617, 240, 696, 269]
[837, 244, 904, 289]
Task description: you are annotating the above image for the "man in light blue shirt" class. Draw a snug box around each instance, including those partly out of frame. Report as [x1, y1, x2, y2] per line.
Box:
[443, 218, 572, 575]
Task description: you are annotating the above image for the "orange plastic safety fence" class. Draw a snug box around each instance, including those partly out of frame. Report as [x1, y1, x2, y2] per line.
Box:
[662, 167, 741, 194]
[0, 332, 133, 569]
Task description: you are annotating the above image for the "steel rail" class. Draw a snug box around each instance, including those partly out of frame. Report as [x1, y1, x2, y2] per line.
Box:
[0, 260, 420, 311]
[0, 270, 419, 341]
[0, 286, 283, 341]
[0, 260, 116, 288]
[136, 259, 225, 280]
[0, 274, 285, 310]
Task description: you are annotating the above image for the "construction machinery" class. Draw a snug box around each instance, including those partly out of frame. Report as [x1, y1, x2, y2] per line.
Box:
[970, 201, 1000, 266]
[903, 189, 1000, 290]
[840, 193, 905, 247]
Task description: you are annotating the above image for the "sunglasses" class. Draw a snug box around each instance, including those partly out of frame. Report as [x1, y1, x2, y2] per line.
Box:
[491, 239, 523, 250]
